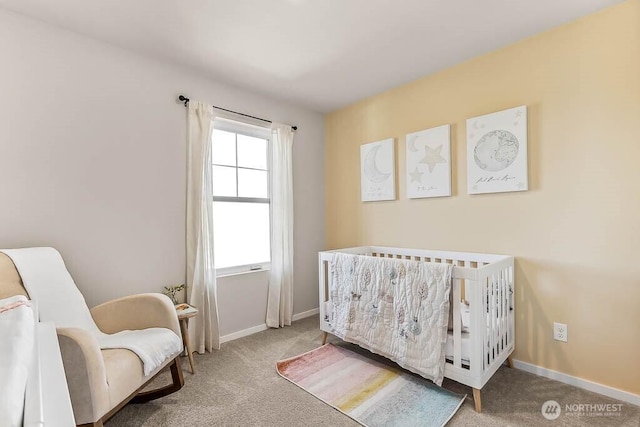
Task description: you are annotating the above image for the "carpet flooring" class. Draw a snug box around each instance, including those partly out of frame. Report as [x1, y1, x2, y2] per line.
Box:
[108, 316, 639, 426]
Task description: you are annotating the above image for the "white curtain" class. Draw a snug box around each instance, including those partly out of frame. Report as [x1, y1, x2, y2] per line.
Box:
[266, 123, 295, 328]
[186, 101, 220, 352]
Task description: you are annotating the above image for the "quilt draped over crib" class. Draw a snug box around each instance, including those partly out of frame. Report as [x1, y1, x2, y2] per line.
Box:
[329, 253, 453, 385]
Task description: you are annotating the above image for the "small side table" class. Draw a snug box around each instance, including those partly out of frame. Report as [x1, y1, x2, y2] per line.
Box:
[175, 304, 198, 374]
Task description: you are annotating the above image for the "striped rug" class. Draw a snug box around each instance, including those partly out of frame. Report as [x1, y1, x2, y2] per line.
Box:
[276, 344, 465, 427]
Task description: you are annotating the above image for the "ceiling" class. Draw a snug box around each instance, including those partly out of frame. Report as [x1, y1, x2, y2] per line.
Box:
[0, 0, 625, 112]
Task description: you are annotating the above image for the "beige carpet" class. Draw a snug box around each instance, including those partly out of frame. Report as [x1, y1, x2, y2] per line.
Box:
[108, 317, 638, 426]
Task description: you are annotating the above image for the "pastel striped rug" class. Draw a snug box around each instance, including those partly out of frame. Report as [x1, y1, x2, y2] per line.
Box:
[277, 344, 465, 427]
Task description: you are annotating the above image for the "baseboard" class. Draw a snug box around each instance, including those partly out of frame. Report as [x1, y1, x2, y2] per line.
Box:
[512, 359, 640, 407]
[220, 324, 268, 344]
[292, 308, 319, 321]
[220, 308, 319, 344]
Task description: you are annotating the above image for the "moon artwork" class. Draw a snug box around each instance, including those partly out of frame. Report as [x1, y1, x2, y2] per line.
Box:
[406, 125, 451, 199]
[467, 105, 528, 194]
[360, 138, 396, 202]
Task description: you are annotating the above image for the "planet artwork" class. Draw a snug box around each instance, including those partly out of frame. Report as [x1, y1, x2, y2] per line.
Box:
[473, 129, 519, 172]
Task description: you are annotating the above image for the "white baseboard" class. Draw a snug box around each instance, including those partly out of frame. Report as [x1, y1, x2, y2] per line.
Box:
[220, 323, 268, 344]
[292, 307, 319, 321]
[512, 359, 640, 407]
[220, 308, 319, 344]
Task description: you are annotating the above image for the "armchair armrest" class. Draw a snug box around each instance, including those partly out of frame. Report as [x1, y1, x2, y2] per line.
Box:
[56, 327, 110, 425]
[90, 293, 181, 337]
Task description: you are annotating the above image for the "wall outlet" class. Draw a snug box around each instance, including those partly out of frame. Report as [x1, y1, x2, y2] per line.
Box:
[553, 322, 568, 342]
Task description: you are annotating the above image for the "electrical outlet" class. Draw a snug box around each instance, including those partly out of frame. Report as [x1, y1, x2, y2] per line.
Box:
[553, 322, 568, 342]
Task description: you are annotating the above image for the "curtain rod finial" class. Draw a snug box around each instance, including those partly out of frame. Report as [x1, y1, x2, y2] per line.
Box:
[178, 95, 189, 106]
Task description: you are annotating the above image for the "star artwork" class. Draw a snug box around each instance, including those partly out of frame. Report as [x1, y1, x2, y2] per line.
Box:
[420, 144, 446, 173]
[409, 166, 424, 183]
[405, 124, 451, 199]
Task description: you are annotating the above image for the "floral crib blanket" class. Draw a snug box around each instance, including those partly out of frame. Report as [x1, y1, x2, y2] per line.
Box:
[329, 252, 453, 385]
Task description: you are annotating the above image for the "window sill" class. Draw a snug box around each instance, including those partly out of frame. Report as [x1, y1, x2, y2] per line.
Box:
[216, 268, 271, 279]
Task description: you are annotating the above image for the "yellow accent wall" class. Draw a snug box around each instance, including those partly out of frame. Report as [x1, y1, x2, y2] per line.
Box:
[325, 0, 640, 394]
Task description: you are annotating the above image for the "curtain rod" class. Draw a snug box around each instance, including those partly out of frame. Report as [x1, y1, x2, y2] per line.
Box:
[178, 95, 297, 131]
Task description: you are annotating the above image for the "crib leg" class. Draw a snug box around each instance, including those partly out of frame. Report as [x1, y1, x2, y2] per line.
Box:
[507, 356, 514, 369]
[321, 331, 328, 345]
[472, 388, 482, 413]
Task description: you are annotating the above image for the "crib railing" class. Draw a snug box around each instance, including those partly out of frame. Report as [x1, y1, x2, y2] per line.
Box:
[319, 246, 514, 391]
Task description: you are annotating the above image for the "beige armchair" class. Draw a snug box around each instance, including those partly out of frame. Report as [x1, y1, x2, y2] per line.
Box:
[0, 253, 184, 427]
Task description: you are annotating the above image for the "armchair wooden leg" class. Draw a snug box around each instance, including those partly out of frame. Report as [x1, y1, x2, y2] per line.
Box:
[131, 358, 184, 404]
[507, 356, 514, 368]
[321, 331, 328, 345]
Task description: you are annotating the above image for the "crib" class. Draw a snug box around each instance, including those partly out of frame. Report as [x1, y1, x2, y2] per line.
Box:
[318, 246, 515, 412]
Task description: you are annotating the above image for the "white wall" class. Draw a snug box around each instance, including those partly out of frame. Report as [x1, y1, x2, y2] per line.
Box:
[0, 9, 325, 336]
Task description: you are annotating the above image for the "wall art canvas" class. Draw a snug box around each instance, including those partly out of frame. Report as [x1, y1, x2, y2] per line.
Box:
[406, 124, 451, 198]
[360, 138, 395, 201]
[467, 105, 528, 194]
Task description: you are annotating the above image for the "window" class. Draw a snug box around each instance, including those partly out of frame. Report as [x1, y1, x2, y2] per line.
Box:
[211, 119, 271, 275]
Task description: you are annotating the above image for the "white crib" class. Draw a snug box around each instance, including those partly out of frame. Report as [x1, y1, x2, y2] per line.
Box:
[318, 246, 515, 412]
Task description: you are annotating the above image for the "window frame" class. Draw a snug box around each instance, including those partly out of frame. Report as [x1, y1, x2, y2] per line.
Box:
[211, 118, 272, 277]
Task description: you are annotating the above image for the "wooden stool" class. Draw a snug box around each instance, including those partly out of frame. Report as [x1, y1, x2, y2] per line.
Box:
[175, 304, 198, 374]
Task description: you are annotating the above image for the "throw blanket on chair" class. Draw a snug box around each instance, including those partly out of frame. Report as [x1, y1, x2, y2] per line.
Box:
[329, 253, 453, 385]
[1, 248, 182, 376]
[0, 295, 34, 427]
